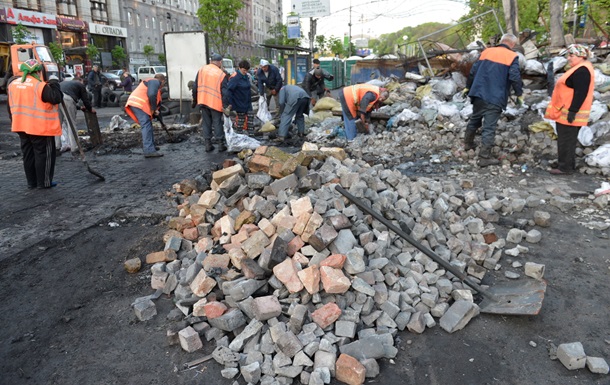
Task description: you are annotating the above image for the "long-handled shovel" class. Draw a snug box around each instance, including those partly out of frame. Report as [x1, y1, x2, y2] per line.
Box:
[335, 185, 546, 316]
[59, 100, 105, 181]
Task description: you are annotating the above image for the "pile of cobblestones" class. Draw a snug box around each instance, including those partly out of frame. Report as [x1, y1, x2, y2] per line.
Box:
[126, 141, 610, 385]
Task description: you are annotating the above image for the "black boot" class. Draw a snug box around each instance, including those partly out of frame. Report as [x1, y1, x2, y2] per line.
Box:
[218, 142, 227, 152]
[478, 146, 499, 167]
[205, 141, 214, 152]
[464, 130, 476, 151]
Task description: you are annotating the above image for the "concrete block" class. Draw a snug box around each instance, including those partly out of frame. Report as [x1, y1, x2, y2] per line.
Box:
[253, 295, 282, 321]
[179, 326, 203, 353]
[208, 308, 247, 332]
[335, 320, 357, 338]
[133, 299, 157, 321]
[557, 342, 586, 370]
[439, 300, 480, 333]
[524, 262, 545, 280]
[586, 356, 609, 374]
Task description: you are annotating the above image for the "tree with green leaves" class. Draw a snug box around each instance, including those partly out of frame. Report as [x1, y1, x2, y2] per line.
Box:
[196, 0, 244, 56]
[86, 45, 100, 63]
[328, 37, 345, 57]
[48, 42, 65, 66]
[158, 54, 166, 66]
[265, 23, 301, 47]
[143, 44, 154, 64]
[111, 45, 127, 67]
[12, 23, 34, 44]
[315, 35, 328, 55]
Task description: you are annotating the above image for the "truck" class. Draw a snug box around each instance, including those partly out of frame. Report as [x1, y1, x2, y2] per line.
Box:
[0, 41, 60, 94]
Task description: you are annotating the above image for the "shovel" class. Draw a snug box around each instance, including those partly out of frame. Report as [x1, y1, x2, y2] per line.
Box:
[156, 113, 175, 142]
[335, 185, 546, 316]
[59, 100, 106, 181]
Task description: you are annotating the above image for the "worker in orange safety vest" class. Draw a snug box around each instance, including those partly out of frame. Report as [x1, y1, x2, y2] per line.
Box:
[125, 73, 166, 158]
[544, 44, 595, 175]
[8, 59, 64, 189]
[192, 53, 229, 153]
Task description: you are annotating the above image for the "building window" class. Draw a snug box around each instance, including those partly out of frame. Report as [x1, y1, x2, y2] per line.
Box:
[128, 11, 132, 25]
[152, 17, 156, 30]
[159, 19, 163, 31]
[57, 0, 77, 17]
[136, 14, 141, 27]
[145, 16, 149, 28]
[130, 39, 135, 52]
[138, 37, 142, 51]
[91, 0, 108, 22]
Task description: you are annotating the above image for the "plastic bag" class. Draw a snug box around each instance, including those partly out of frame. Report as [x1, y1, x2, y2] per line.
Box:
[578, 126, 594, 146]
[223, 116, 261, 152]
[257, 97, 272, 123]
[584, 143, 610, 168]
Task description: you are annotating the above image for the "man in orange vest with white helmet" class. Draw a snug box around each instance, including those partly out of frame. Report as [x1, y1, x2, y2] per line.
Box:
[192, 53, 229, 152]
[125, 73, 166, 158]
[8, 59, 64, 189]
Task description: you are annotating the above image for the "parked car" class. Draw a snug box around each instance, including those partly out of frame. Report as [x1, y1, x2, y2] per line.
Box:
[135, 66, 166, 82]
[61, 72, 75, 82]
[101, 72, 122, 91]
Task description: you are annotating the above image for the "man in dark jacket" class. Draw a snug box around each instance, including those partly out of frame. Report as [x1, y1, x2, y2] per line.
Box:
[87, 65, 103, 108]
[302, 67, 334, 106]
[464, 33, 523, 166]
[224, 60, 253, 132]
[256, 59, 282, 118]
[59, 76, 94, 152]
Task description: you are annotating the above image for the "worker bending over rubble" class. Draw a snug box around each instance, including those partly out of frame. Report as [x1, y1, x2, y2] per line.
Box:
[275, 85, 310, 143]
[125, 73, 166, 158]
[463, 33, 523, 167]
[544, 44, 595, 175]
[339, 84, 389, 141]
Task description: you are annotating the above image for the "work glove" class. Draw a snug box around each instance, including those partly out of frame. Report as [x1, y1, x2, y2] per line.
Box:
[311, 98, 317, 106]
[567, 110, 576, 123]
[223, 105, 232, 117]
[516, 96, 524, 107]
[461, 88, 469, 98]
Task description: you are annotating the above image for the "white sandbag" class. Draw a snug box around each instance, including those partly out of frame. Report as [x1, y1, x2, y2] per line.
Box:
[431, 79, 458, 100]
[392, 108, 420, 127]
[223, 116, 261, 152]
[257, 97, 272, 123]
[585, 143, 610, 168]
[437, 103, 460, 117]
[524, 59, 546, 75]
[589, 100, 609, 123]
[578, 126, 594, 146]
[549, 56, 568, 73]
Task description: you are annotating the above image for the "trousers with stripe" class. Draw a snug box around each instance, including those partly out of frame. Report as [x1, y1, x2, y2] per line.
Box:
[18, 132, 57, 188]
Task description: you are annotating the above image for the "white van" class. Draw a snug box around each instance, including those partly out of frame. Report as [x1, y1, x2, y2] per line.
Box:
[136, 65, 167, 82]
[222, 58, 235, 75]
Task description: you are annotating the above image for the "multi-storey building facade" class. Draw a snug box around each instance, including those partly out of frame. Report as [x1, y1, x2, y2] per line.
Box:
[0, 0, 282, 73]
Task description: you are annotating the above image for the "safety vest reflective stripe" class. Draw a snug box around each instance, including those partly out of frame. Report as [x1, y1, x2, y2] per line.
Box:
[197, 64, 225, 111]
[544, 61, 594, 126]
[8, 77, 60, 136]
[125, 79, 161, 123]
[344, 84, 380, 118]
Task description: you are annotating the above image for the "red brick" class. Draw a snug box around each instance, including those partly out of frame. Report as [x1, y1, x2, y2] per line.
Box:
[320, 254, 347, 269]
[203, 301, 228, 319]
[336, 353, 366, 385]
[311, 302, 342, 329]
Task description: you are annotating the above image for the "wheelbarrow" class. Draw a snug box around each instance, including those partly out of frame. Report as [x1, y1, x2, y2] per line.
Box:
[335, 185, 547, 316]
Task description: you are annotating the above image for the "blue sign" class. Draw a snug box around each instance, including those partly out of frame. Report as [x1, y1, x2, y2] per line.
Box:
[287, 15, 300, 39]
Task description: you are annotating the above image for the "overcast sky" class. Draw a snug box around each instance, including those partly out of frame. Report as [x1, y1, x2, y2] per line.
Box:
[282, 0, 470, 41]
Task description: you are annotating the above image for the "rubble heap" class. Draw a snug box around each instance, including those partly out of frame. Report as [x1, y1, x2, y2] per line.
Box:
[307, 67, 610, 176]
[130, 143, 596, 385]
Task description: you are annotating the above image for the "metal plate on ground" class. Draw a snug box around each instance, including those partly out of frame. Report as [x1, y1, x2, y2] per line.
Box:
[479, 279, 547, 315]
